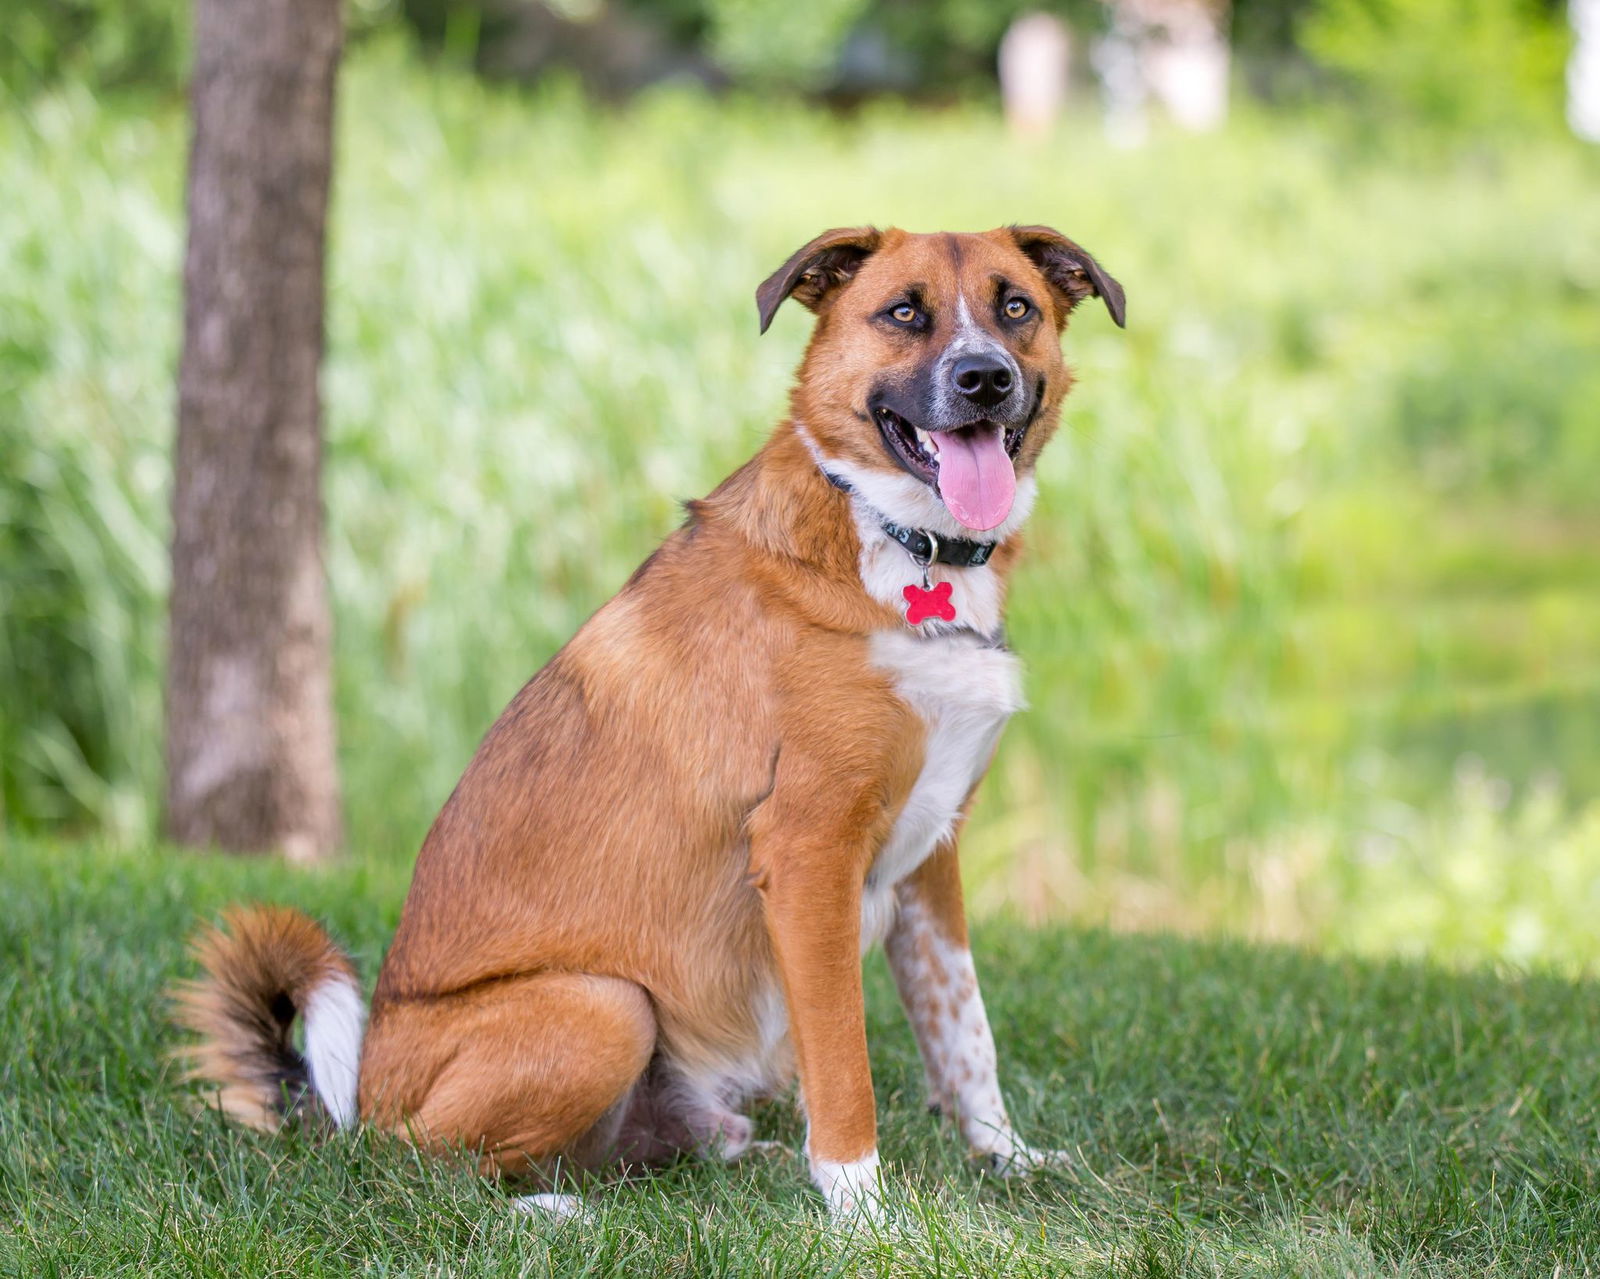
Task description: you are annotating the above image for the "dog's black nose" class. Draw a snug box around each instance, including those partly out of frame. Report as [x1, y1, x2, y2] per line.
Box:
[950, 355, 1014, 409]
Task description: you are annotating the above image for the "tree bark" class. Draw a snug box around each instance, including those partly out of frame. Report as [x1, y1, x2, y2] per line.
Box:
[165, 0, 344, 860]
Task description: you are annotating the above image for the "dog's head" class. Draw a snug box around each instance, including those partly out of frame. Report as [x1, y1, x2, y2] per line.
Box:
[758, 226, 1124, 535]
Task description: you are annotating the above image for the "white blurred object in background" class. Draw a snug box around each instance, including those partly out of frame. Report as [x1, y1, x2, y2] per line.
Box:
[1095, 0, 1230, 143]
[1094, 5, 1150, 145]
[1572, 0, 1600, 141]
[999, 12, 1072, 138]
[1144, 0, 1230, 130]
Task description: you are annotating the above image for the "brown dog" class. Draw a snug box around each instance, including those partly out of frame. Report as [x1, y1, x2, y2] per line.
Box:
[177, 225, 1125, 1220]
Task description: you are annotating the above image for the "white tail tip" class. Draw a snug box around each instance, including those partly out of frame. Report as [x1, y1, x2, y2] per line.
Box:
[302, 975, 366, 1128]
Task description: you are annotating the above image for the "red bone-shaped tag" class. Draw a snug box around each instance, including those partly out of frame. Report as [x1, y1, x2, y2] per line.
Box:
[903, 581, 956, 625]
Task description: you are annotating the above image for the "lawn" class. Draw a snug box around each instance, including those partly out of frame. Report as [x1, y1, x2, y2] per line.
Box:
[5, 836, 1600, 1277]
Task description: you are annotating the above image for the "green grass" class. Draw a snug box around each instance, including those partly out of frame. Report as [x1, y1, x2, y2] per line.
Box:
[6, 835, 1600, 1276]
[3, 43, 1600, 959]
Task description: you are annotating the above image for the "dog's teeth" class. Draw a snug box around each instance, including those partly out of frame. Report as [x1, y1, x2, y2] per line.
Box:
[915, 428, 937, 457]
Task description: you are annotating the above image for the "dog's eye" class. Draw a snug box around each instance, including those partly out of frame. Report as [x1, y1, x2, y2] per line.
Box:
[1004, 297, 1031, 320]
[889, 304, 919, 325]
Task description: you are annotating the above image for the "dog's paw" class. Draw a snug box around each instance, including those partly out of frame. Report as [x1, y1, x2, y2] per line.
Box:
[699, 1110, 756, 1161]
[982, 1142, 1071, 1178]
[812, 1151, 889, 1227]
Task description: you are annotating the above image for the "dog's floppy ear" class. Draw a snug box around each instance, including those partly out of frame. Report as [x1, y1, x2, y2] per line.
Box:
[756, 226, 883, 334]
[1008, 225, 1126, 329]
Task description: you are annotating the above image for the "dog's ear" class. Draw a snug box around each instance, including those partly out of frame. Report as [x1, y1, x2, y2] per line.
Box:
[756, 227, 883, 334]
[1008, 225, 1126, 329]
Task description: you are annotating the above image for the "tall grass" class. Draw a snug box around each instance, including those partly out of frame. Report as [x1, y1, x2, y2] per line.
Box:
[3, 46, 1598, 958]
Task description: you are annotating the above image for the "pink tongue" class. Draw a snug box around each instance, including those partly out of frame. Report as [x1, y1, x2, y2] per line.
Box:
[935, 425, 1016, 531]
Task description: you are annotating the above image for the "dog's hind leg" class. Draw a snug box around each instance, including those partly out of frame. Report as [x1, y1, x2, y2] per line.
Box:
[360, 971, 657, 1182]
[614, 1060, 765, 1164]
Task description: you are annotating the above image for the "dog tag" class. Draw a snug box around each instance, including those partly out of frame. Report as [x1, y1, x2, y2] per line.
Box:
[903, 581, 956, 625]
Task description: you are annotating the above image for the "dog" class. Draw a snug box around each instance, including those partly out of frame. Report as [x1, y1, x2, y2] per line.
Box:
[176, 224, 1125, 1221]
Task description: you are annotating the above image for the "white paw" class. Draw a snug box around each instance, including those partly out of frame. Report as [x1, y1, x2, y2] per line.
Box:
[811, 1150, 888, 1225]
[984, 1142, 1071, 1178]
[510, 1192, 587, 1222]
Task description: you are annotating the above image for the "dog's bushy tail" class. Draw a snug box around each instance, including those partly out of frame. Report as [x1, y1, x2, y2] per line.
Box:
[173, 906, 366, 1131]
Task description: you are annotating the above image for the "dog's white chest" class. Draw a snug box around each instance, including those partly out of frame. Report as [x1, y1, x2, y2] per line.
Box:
[859, 629, 1024, 949]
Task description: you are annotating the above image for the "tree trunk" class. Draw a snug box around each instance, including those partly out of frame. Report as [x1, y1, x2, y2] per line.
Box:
[165, 0, 344, 860]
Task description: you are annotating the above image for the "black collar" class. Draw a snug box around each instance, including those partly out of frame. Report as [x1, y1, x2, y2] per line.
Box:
[822, 470, 996, 569]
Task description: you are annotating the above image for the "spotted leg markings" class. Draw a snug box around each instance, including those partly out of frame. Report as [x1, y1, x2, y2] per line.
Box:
[885, 894, 1067, 1175]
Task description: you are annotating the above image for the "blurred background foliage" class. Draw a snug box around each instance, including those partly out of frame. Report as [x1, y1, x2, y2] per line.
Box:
[1, 0, 1597, 966]
[0, 0, 1574, 115]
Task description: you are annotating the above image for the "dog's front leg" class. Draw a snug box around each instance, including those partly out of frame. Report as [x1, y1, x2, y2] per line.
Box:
[747, 711, 905, 1222]
[751, 836, 883, 1219]
[885, 842, 1066, 1175]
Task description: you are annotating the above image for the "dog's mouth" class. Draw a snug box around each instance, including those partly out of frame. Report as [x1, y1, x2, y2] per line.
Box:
[872, 384, 1040, 532]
